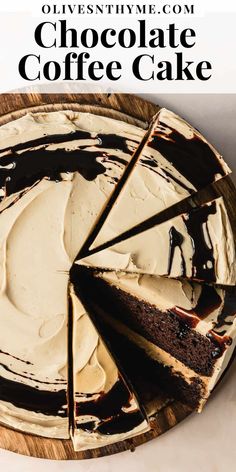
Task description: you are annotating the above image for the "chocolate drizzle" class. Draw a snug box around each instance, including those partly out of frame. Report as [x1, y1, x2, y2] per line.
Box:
[76, 378, 131, 419]
[0, 362, 66, 386]
[139, 155, 193, 193]
[0, 349, 33, 365]
[206, 332, 232, 359]
[0, 132, 130, 202]
[76, 378, 144, 436]
[214, 288, 236, 332]
[97, 133, 137, 153]
[168, 226, 186, 276]
[97, 411, 143, 435]
[167, 202, 218, 282]
[150, 121, 226, 189]
[0, 130, 91, 154]
[77, 411, 144, 436]
[174, 285, 222, 329]
[0, 376, 67, 417]
[193, 285, 222, 319]
[183, 202, 217, 281]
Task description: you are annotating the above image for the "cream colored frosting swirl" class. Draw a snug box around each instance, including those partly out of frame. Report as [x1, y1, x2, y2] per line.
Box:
[0, 110, 145, 440]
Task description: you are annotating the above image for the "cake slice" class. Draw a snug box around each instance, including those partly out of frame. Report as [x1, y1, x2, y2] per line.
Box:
[75, 267, 236, 411]
[89, 108, 230, 251]
[80, 197, 236, 285]
[69, 284, 150, 451]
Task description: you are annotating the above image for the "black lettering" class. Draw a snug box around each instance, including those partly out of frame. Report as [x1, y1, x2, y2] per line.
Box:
[133, 54, 154, 80]
[59, 20, 78, 48]
[176, 52, 194, 80]
[88, 61, 104, 80]
[101, 29, 116, 48]
[196, 61, 212, 80]
[106, 61, 122, 80]
[167, 24, 179, 48]
[76, 52, 90, 80]
[63, 52, 78, 80]
[34, 22, 56, 48]
[87, 5, 93, 13]
[18, 55, 40, 81]
[81, 28, 99, 48]
[118, 29, 136, 48]
[138, 20, 147, 48]
[42, 5, 50, 14]
[180, 28, 196, 48]
[43, 61, 61, 80]
[157, 61, 174, 80]
[185, 5, 194, 14]
[149, 29, 165, 48]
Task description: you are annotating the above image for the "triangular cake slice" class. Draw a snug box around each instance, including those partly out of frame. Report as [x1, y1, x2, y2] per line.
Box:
[69, 284, 149, 451]
[89, 108, 230, 251]
[76, 267, 236, 412]
[80, 197, 236, 285]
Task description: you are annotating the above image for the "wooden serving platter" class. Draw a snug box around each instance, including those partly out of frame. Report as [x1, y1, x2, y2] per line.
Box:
[0, 91, 235, 460]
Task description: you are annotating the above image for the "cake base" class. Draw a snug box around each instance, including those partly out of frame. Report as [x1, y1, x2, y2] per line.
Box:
[0, 91, 235, 459]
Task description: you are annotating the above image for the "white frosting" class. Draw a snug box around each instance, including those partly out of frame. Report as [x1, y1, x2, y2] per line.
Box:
[82, 197, 236, 285]
[91, 108, 230, 250]
[0, 179, 70, 438]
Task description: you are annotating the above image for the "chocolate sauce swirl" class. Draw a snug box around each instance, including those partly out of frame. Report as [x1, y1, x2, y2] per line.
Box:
[0, 376, 67, 417]
[76, 378, 131, 419]
[167, 226, 186, 276]
[183, 202, 217, 281]
[167, 202, 218, 282]
[150, 121, 225, 189]
[0, 131, 131, 201]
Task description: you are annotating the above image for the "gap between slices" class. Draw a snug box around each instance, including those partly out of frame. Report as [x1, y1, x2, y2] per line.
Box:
[77, 112, 156, 258]
[79, 196, 236, 286]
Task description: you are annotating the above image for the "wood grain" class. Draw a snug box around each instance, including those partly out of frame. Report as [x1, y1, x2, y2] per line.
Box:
[0, 92, 233, 460]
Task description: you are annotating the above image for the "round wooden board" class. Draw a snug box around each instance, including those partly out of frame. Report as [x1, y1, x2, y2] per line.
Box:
[0, 91, 234, 460]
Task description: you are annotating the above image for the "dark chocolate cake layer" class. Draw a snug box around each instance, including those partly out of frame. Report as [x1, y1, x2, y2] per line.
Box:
[71, 266, 226, 377]
[89, 317, 203, 411]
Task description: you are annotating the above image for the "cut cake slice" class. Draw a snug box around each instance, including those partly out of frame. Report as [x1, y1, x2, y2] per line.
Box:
[80, 197, 236, 286]
[69, 284, 150, 451]
[89, 108, 230, 251]
[75, 267, 236, 412]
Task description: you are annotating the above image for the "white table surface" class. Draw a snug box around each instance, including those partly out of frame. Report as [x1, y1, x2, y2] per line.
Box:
[0, 93, 236, 472]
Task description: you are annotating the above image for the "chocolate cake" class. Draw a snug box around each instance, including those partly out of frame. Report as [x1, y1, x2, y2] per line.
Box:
[0, 106, 235, 452]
